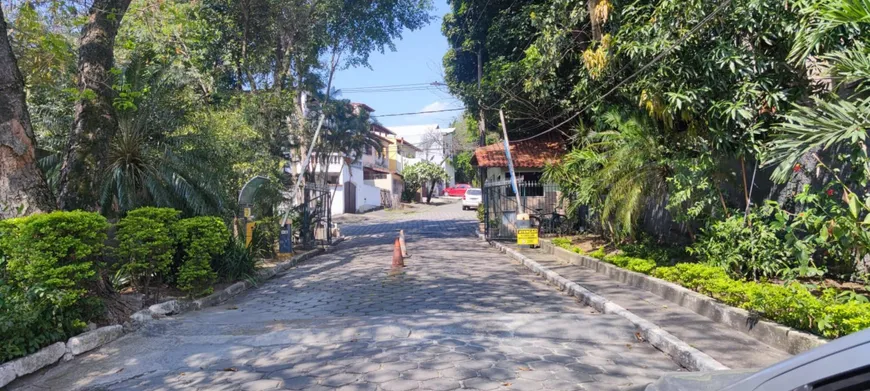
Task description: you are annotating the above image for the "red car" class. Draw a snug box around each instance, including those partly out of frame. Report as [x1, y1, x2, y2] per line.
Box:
[445, 183, 471, 197]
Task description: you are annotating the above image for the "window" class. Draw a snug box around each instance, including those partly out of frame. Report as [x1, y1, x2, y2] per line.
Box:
[365, 144, 372, 155]
[467, 189, 482, 196]
[806, 365, 870, 391]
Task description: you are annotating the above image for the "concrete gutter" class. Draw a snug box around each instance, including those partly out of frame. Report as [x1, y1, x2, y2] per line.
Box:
[483, 236, 729, 372]
[540, 240, 827, 355]
[0, 243, 337, 388]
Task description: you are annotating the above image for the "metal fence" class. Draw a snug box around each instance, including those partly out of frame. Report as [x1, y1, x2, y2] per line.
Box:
[483, 180, 587, 240]
[291, 184, 332, 248]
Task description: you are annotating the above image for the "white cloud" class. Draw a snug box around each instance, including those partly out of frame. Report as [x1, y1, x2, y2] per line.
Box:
[420, 100, 453, 113]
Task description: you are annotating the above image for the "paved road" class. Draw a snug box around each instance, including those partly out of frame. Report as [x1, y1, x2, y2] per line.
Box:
[9, 201, 680, 391]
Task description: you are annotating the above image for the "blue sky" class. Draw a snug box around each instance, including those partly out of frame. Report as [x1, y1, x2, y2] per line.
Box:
[331, 0, 463, 129]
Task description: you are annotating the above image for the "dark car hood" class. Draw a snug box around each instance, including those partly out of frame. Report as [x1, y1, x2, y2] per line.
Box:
[645, 369, 758, 391]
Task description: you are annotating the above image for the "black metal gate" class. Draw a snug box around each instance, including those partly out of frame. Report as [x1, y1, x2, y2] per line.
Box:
[291, 184, 332, 248]
[483, 180, 570, 240]
[344, 181, 356, 213]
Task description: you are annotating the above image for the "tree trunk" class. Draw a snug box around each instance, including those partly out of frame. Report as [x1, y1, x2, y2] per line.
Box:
[57, 0, 132, 211]
[426, 181, 436, 204]
[0, 7, 55, 218]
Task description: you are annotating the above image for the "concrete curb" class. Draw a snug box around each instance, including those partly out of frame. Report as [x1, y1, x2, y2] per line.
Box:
[0, 242, 337, 388]
[540, 240, 827, 355]
[486, 238, 729, 372]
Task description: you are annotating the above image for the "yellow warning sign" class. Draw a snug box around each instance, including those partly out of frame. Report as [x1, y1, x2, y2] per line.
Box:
[517, 228, 539, 246]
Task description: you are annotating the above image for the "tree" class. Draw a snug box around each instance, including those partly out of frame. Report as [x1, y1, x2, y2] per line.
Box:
[0, 6, 55, 218]
[57, 0, 135, 211]
[403, 161, 449, 204]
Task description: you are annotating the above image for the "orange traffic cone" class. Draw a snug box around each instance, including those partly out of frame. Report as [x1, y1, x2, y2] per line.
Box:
[392, 237, 405, 268]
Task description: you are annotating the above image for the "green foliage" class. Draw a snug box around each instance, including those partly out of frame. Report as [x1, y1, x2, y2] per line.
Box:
[543, 110, 671, 241]
[588, 247, 607, 260]
[552, 237, 572, 248]
[476, 204, 485, 223]
[689, 205, 794, 280]
[175, 217, 228, 297]
[115, 216, 175, 297]
[3, 211, 108, 308]
[650, 261, 869, 337]
[126, 207, 181, 227]
[618, 235, 688, 266]
[0, 212, 107, 362]
[652, 263, 729, 290]
[402, 161, 450, 203]
[213, 237, 258, 282]
[604, 255, 657, 274]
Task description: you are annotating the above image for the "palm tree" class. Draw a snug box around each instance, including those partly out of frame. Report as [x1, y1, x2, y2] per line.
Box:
[544, 110, 670, 240]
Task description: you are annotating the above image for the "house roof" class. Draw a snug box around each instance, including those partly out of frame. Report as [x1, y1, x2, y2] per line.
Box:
[471, 134, 565, 168]
[364, 166, 391, 174]
[396, 137, 422, 152]
[371, 123, 395, 135]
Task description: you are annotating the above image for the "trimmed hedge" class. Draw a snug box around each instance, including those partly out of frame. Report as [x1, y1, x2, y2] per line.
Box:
[551, 238, 870, 338]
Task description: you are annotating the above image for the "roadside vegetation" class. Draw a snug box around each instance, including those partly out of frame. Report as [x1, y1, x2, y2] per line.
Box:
[0, 0, 433, 364]
[445, 0, 870, 337]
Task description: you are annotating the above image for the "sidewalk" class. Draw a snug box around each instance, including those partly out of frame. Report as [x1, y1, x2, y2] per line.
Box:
[510, 245, 792, 370]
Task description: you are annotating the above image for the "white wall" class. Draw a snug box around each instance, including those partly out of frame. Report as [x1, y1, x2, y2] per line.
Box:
[357, 183, 382, 212]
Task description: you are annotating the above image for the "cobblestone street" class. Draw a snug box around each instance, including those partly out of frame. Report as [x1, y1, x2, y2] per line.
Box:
[10, 201, 681, 391]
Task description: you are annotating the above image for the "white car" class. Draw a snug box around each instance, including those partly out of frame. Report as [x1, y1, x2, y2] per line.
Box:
[461, 188, 482, 210]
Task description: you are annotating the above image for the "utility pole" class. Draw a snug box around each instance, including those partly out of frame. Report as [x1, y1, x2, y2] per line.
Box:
[477, 49, 486, 186]
[499, 109, 521, 213]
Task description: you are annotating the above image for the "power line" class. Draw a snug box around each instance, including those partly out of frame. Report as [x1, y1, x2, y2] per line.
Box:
[373, 108, 466, 117]
[509, 0, 733, 143]
[340, 82, 447, 92]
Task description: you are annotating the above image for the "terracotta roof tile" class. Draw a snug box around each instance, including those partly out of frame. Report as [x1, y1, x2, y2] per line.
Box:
[472, 134, 565, 168]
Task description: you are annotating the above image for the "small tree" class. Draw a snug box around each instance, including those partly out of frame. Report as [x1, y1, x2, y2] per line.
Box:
[403, 161, 449, 204]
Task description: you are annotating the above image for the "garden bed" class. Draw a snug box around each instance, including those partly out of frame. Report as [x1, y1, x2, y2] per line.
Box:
[549, 236, 870, 341]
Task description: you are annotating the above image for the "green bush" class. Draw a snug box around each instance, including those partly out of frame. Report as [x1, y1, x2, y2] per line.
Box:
[588, 247, 606, 259]
[0, 211, 108, 362]
[652, 263, 728, 290]
[689, 207, 792, 280]
[572, 247, 584, 254]
[820, 302, 870, 338]
[477, 204, 485, 223]
[214, 237, 258, 282]
[604, 255, 657, 274]
[552, 238, 572, 249]
[3, 211, 108, 308]
[618, 234, 687, 266]
[176, 217, 228, 297]
[125, 207, 181, 228]
[116, 216, 175, 297]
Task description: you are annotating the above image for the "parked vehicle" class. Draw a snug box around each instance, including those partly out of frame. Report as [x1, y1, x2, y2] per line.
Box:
[462, 188, 482, 210]
[445, 183, 471, 197]
[645, 327, 870, 391]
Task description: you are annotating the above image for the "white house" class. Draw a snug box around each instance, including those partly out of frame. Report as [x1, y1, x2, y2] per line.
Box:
[387, 124, 457, 197]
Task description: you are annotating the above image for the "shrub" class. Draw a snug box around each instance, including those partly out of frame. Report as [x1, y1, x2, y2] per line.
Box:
[214, 237, 257, 282]
[116, 216, 174, 297]
[743, 282, 823, 332]
[604, 255, 657, 274]
[0, 283, 68, 362]
[3, 211, 108, 308]
[552, 238, 572, 249]
[572, 247, 584, 254]
[125, 207, 180, 228]
[618, 234, 687, 266]
[819, 302, 870, 338]
[588, 247, 606, 259]
[477, 204, 485, 223]
[689, 207, 792, 280]
[652, 263, 728, 290]
[175, 217, 228, 297]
